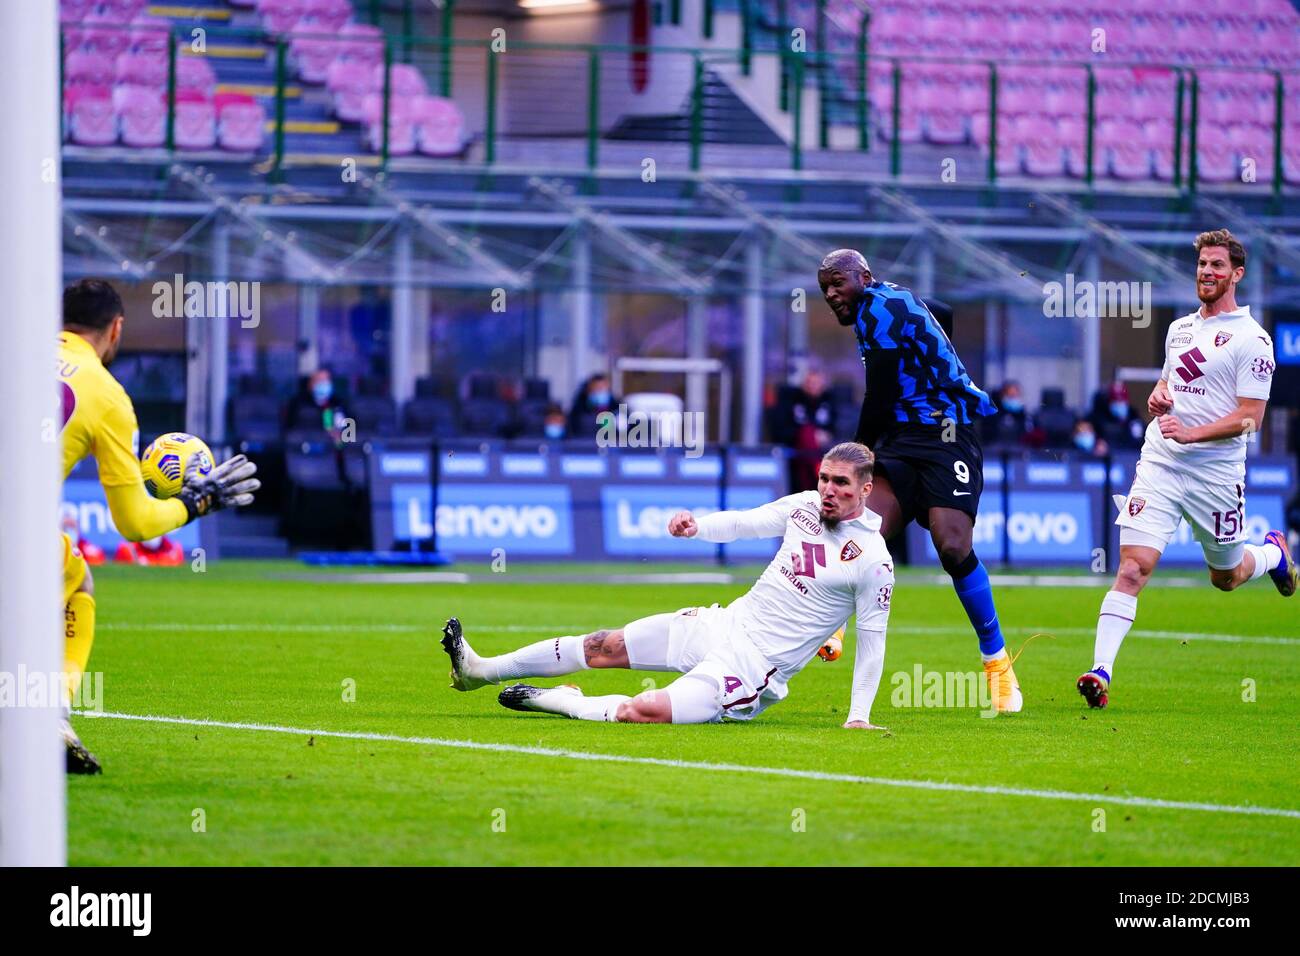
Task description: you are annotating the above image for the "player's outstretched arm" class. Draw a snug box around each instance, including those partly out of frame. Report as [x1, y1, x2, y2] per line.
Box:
[844, 561, 894, 729]
[675, 495, 800, 543]
[843, 625, 888, 730]
[104, 483, 189, 542]
[96, 398, 190, 541]
[177, 454, 261, 522]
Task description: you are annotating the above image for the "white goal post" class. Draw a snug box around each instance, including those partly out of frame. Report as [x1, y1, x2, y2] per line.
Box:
[0, 0, 66, 866]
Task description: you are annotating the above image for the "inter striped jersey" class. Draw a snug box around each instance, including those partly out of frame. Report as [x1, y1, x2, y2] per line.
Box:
[850, 280, 997, 427]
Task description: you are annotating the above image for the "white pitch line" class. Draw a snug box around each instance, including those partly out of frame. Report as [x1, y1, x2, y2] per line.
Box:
[96, 622, 1300, 645]
[76, 710, 1300, 821]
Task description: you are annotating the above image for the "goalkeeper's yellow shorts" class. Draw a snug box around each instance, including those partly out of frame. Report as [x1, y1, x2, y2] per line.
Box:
[62, 532, 89, 605]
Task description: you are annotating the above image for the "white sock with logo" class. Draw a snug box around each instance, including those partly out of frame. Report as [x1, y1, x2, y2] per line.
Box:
[478, 636, 590, 682]
[1244, 543, 1283, 581]
[1094, 590, 1138, 676]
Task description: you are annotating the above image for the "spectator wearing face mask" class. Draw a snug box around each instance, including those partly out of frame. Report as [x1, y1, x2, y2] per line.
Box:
[542, 403, 567, 441]
[1071, 419, 1109, 458]
[567, 373, 618, 441]
[981, 380, 1034, 448]
[287, 369, 349, 445]
[1088, 381, 1145, 450]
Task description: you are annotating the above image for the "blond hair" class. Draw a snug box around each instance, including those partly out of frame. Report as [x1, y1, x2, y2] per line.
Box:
[823, 442, 875, 482]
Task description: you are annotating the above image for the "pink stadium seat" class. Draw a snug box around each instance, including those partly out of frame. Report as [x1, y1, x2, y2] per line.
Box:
[128, 17, 171, 55]
[340, 22, 384, 65]
[1058, 116, 1102, 179]
[366, 115, 416, 155]
[994, 135, 1023, 177]
[891, 101, 923, 145]
[415, 98, 468, 158]
[115, 51, 167, 89]
[360, 92, 414, 125]
[257, 0, 305, 35]
[1098, 118, 1151, 179]
[215, 91, 257, 113]
[292, 37, 345, 85]
[1021, 116, 1067, 176]
[174, 100, 217, 150]
[177, 56, 217, 98]
[925, 107, 968, 145]
[301, 0, 353, 33]
[373, 63, 429, 99]
[114, 85, 165, 148]
[60, 0, 93, 22]
[1285, 143, 1300, 186]
[1195, 128, 1239, 183]
[81, 12, 131, 59]
[1227, 122, 1275, 180]
[328, 59, 375, 123]
[101, 0, 149, 19]
[1042, 83, 1085, 119]
[219, 100, 267, 152]
[68, 88, 117, 146]
[66, 51, 114, 89]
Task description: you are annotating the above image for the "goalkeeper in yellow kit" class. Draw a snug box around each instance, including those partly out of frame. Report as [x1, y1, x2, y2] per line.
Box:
[59, 280, 260, 773]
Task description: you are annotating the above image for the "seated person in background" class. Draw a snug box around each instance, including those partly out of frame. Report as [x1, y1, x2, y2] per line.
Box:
[567, 373, 618, 440]
[1088, 381, 1145, 450]
[770, 369, 838, 491]
[114, 534, 185, 566]
[543, 403, 567, 441]
[1071, 418, 1109, 458]
[286, 369, 349, 445]
[981, 380, 1033, 448]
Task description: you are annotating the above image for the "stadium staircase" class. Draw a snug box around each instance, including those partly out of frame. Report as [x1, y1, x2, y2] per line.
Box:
[146, 3, 367, 161]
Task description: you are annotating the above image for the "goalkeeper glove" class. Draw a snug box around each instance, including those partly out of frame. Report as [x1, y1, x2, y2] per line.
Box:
[178, 453, 260, 522]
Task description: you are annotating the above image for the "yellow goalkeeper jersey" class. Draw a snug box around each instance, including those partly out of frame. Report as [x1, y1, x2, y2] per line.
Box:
[58, 331, 187, 539]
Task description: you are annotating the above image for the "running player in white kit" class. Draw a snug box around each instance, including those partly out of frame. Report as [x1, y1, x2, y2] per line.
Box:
[440, 442, 897, 728]
[1078, 230, 1297, 709]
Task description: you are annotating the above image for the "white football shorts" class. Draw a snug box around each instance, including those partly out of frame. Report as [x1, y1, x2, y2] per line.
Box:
[1115, 458, 1248, 570]
[622, 604, 786, 722]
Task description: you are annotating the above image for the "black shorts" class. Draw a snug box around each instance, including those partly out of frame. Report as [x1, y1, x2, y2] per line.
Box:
[870, 422, 984, 525]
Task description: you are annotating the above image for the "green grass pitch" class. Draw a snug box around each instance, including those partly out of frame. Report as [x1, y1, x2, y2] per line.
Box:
[68, 560, 1299, 866]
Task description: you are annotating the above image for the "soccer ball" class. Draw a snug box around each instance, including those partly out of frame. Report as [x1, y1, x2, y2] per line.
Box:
[141, 433, 213, 499]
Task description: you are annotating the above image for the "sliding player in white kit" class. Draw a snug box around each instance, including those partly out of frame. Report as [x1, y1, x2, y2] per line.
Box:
[1078, 229, 1297, 709]
[440, 442, 896, 727]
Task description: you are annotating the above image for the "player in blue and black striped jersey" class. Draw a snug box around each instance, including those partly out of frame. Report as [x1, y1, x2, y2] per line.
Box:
[817, 248, 1022, 713]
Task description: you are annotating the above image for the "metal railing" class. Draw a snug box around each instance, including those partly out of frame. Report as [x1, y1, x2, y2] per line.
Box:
[59, 20, 1296, 196]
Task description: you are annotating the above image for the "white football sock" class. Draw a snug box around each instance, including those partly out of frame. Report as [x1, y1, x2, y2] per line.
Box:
[981, 648, 1009, 664]
[478, 636, 590, 683]
[1094, 590, 1138, 675]
[543, 691, 629, 721]
[1244, 543, 1282, 581]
